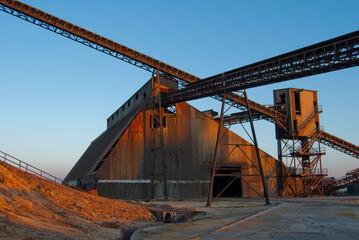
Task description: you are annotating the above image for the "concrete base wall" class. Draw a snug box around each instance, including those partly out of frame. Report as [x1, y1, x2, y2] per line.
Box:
[97, 181, 209, 200]
[347, 184, 359, 196]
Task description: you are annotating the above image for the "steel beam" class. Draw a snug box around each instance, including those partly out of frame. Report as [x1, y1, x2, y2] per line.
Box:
[2, 1, 358, 132]
[0, 0, 200, 86]
[2, 1, 359, 109]
[244, 90, 270, 205]
[207, 92, 227, 207]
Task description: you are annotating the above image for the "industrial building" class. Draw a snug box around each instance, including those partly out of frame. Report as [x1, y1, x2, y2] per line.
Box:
[2, 0, 357, 201]
[65, 78, 285, 199]
[64, 77, 359, 200]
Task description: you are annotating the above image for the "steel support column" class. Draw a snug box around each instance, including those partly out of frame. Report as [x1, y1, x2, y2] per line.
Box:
[150, 72, 168, 200]
[244, 90, 270, 205]
[206, 92, 227, 207]
[157, 71, 168, 200]
[277, 139, 283, 196]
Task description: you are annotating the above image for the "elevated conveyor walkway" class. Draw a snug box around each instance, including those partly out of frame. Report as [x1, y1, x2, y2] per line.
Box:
[319, 130, 359, 159]
[324, 168, 359, 193]
[219, 97, 359, 161]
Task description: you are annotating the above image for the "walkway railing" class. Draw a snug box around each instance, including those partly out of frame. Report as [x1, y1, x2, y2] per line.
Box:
[0, 150, 83, 191]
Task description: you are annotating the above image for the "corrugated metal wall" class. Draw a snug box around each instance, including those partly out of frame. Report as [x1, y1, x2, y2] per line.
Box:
[97, 102, 280, 199]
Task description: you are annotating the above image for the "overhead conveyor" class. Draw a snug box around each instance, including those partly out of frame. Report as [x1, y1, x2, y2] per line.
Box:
[1, 0, 358, 199]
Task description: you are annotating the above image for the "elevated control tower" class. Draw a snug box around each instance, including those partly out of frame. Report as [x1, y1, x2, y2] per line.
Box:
[274, 88, 326, 196]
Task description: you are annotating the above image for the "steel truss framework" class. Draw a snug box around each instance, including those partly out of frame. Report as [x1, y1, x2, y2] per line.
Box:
[1, 0, 359, 139]
[325, 168, 359, 192]
[220, 96, 329, 197]
[150, 73, 168, 200]
[219, 93, 359, 196]
[277, 134, 327, 197]
[274, 105, 327, 196]
[162, 31, 359, 104]
[0, 0, 200, 86]
[1, 0, 359, 199]
[207, 91, 269, 206]
[1, 1, 359, 111]
[319, 131, 359, 159]
[220, 98, 359, 161]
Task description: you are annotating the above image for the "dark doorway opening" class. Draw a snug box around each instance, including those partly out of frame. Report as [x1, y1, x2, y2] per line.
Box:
[213, 168, 242, 198]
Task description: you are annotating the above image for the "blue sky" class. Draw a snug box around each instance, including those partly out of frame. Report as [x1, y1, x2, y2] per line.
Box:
[0, 0, 358, 179]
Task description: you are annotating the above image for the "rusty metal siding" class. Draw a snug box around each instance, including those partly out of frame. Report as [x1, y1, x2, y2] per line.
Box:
[95, 101, 280, 199]
[64, 100, 149, 183]
[97, 112, 146, 180]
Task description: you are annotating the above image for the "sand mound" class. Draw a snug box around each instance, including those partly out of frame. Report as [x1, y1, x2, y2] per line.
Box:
[0, 161, 154, 239]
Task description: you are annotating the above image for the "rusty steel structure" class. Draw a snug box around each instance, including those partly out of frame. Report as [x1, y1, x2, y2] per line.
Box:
[323, 168, 359, 194]
[150, 73, 168, 200]
[220, 102, 359, 161]
[319, 131, 359, 159]
[220, 90, 359, 196]
[0, 0, 200, 86]
[207, 91, 271, 206]
[1, 0, 359, 200]
[1, 0, 358, 106]
[161, 31, 359, 105]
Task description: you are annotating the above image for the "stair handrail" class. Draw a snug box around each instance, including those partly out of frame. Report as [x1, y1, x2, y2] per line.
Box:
[300, 127, 321, 153]
[297, 105, 322, 132]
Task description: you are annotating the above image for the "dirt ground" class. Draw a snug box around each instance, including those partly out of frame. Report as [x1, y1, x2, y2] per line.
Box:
[2, 160, 358, 240]
[0, 162, 156, 239]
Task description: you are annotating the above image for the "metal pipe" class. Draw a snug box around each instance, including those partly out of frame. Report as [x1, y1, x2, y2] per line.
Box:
[277, 139, 283, 197]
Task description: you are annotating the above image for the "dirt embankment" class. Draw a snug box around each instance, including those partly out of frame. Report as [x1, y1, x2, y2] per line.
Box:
[0, 162, 155, 239]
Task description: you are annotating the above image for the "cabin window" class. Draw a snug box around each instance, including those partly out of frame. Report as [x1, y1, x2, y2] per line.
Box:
[294, 92, 301, 114]
[279, 94, 286, 104]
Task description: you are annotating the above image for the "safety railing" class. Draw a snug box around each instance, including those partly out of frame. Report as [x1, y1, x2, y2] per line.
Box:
[294, 167, 328, 176]
[0, 150, 83, 191]
[297, 105, 322, 132]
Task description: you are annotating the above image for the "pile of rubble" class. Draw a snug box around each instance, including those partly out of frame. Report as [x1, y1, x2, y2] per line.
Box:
[0, 162, 154, 239]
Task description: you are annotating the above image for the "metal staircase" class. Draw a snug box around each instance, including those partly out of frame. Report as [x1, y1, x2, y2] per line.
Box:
[0, 0, 358, 200]
[296, 106, 322, 133]
[299, 129, 321, 155]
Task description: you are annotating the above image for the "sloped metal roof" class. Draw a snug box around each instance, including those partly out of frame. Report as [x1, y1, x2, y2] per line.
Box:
[64, 100, 149, 182]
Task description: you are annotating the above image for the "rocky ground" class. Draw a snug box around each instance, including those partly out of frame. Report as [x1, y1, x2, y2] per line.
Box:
[2, 160, 358, 240]
[0, 162, 156, 239]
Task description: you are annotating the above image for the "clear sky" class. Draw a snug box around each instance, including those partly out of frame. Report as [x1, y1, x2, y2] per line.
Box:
[0, 0, 358, 179]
